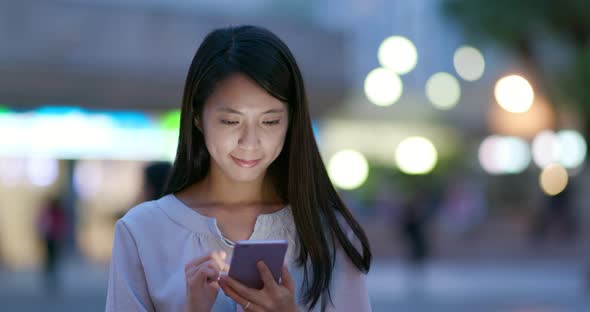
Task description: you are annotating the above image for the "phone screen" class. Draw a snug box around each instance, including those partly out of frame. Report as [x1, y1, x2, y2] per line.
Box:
[228, 240, 288, 289]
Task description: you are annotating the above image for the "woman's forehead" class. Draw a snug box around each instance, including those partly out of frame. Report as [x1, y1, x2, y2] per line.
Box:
[214, 106, 286, 115]
[205, 74, 286, 113]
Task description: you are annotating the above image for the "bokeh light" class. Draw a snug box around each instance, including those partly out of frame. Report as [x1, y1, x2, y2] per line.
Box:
[532, 130, 587, 169]
[160, 109, 181, 131]
[328, 150, 369, 190]
[487, 95, 555, 139]
[532, 130, 560, 169]
[539, 163, 568, 196]
[557, 130, 587, 169]
[479, 136, 531, 175]
[0, 158, 26, 186]
[395, 137, 438, 175]
[74, 160, 104, 200]
[0, 111, 176, 161]
[425, 72, 461, 110]
[26, 158, 59, 187]
[494, 75, 534, 113]
[364, 67, 403, 106]
[377, 36, 418, 75]
[453, 45, 485, 81]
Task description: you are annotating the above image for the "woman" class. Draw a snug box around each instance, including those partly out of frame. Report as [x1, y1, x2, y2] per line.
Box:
[106, 25, 372, 312]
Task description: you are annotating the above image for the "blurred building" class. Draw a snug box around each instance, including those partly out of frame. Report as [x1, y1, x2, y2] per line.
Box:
[0, 0, 588, 270]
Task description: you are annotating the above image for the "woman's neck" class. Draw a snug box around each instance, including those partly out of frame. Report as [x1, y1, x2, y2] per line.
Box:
[201, 178, 267, 206]
[177, 171, 283, 212]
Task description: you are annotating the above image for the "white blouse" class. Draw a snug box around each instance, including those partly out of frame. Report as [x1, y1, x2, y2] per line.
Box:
[105, 194, 371, 311]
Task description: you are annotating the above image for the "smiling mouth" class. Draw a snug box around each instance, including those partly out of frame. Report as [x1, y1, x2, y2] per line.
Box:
[231, 156, 261, 168]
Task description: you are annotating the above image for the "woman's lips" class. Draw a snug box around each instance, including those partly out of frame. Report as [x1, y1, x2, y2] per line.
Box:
[232, 156, 261, 168]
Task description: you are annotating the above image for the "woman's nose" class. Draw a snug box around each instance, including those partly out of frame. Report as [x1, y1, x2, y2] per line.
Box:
[238, 123, 261, 149]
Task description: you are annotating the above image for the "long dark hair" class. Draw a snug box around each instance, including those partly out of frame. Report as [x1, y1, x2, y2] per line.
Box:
[165, 25, 371, 310]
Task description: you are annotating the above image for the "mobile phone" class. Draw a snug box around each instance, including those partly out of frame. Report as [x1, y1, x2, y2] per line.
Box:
[228, 240, 288, 289]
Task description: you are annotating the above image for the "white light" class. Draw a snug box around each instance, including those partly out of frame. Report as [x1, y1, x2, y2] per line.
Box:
[395, 137, 438, 175]
[557, 130, 586, 169]
[74, 160, 104, 199]
[425, 72, 461, 109]
[532, 130, 560, 168]
[364, 67, 403, 106]
[328, 150, 369, 190]
[0, 158, 26, 186]
[532, 129, 587, 170]
[503, 137, 532, 173]
[0, 113, 174, 161]
[539, 163, 568, 196]
[26, 158, 59, 187]
[494, 75, 534, 113]
[478, 136, 531, 174]
[453, 46, 485, 81]
[479, 136, 501, 174]
[378, 36, 418, 75]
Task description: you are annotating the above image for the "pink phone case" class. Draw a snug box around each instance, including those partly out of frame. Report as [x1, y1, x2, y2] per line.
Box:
[228, 240, 288, 289]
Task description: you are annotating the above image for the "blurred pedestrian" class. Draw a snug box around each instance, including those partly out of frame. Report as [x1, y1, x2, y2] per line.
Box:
[139, 161, 172, 202]
[399, 190, 431, 270]
[530, 186, 578, 244]
[37, 197, 67, 293]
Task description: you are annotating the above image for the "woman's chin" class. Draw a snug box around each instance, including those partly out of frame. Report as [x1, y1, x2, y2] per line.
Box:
[228, 170, 266, 183]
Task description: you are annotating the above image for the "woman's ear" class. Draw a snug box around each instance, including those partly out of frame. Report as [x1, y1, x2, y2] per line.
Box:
[193, 115, 202, 132]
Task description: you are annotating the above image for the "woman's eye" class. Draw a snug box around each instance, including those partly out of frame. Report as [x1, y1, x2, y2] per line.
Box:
[263, 120, 280, 126]
[221, 120, 239, 125]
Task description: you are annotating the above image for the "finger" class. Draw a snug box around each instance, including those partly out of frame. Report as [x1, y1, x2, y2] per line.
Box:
[186, 264, 204, 279]
[184, 254, 213, 273]
[257, 261, 278, 290]
[281, 265, 295, 293]
[186, 266, 197, 279]
[187, 258, 228, 281]
[211, 253, 230, 273]
[205, 261, 229, 279]
[196, 266, 220, 283]
[186, 250, 225, 271]
[187, 268, 204, 286]
[205, 259, 225, 273]
[187, 260, 214, 279]
[222, 263, 230, 273]
[219, 283, 262, 312]
[218, 275, 259, 305]
[189, 272, 220, 293]
[211, 250, 227, 263]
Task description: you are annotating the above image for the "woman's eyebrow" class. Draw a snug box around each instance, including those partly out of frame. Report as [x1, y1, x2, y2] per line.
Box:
[216, 107, 242, 114]
[263, 108, 286, 114]
[216, 107, 286, 114]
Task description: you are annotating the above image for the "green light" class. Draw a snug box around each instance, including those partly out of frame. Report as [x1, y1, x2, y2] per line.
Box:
[0, 105, 9, 115]
[160, 110, 181, 131]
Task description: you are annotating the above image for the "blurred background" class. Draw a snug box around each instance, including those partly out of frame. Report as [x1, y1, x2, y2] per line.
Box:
[1, 0, 589, 311]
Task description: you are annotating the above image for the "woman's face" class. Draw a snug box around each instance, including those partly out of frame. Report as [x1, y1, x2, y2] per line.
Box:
[198, 73, 289, 183]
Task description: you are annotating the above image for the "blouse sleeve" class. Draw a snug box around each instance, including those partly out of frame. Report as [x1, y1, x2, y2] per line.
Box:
[105, 220, 155, 312]
[324, 230, 372, 312]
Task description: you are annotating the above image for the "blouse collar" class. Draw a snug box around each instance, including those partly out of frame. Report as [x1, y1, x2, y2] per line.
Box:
[157, 194, 292, 242]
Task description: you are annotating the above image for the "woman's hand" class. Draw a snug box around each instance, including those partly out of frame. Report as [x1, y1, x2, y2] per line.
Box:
[218, 262, 298, 312]
[184, 251, 229, 312]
